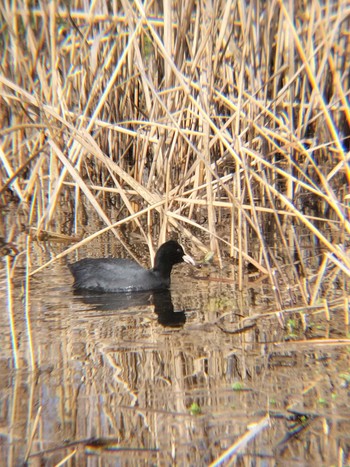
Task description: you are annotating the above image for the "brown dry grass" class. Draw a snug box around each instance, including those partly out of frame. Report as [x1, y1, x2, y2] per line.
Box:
[0, 0, 349, 307]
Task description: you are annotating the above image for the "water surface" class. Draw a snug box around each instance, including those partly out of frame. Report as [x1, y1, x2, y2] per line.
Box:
[1, 246, 350, 466]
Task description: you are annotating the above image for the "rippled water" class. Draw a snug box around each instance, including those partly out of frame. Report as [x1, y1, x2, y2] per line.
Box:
[1, 243, 350, 466]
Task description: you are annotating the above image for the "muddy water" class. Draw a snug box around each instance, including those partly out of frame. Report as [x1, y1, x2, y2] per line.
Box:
[1, 244, 350, 466]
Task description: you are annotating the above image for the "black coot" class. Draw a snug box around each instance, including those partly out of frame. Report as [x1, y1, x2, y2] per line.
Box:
[68, 240, 195, 293]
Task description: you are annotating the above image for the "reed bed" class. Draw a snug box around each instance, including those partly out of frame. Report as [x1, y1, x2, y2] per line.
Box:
[0, 0, 349, 307]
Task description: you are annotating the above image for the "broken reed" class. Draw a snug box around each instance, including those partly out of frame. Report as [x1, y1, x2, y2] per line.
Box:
[0, 0, 349, 306]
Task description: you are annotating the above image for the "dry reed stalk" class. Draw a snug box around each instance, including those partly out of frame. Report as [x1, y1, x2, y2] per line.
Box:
[323, 298, 331, 321]
[274, 338, 350, 348]
[7, 366, 20, 467]
[24, 236, 35, 369]
[38, 22, 143, 230]
[209, 415, 270, 466]
[54, 449, 77, 466]
[278, 0, 347, 166]
[24, 406, 42, 462]
[219, 87, 350, 228]
[261, 175, 309, 303]
[310, 255, 328, 305]
[0, 146, 24, 202]
[5, 255, 18, 369]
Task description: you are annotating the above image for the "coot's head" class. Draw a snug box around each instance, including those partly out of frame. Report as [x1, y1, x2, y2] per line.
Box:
[153, 240, 195, 273]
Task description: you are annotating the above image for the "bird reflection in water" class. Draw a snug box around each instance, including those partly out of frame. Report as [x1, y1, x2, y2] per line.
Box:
[73, 289, 186, 327]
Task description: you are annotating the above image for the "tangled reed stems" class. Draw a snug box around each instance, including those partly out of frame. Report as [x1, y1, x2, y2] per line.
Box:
[0, 0, 349, 307]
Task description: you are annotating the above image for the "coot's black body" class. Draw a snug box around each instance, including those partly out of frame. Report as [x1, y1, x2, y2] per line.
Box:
[68, 240, 195, 293]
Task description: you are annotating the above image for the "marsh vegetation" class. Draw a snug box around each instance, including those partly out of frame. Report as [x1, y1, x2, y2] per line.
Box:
[0, 0, 349, 464]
